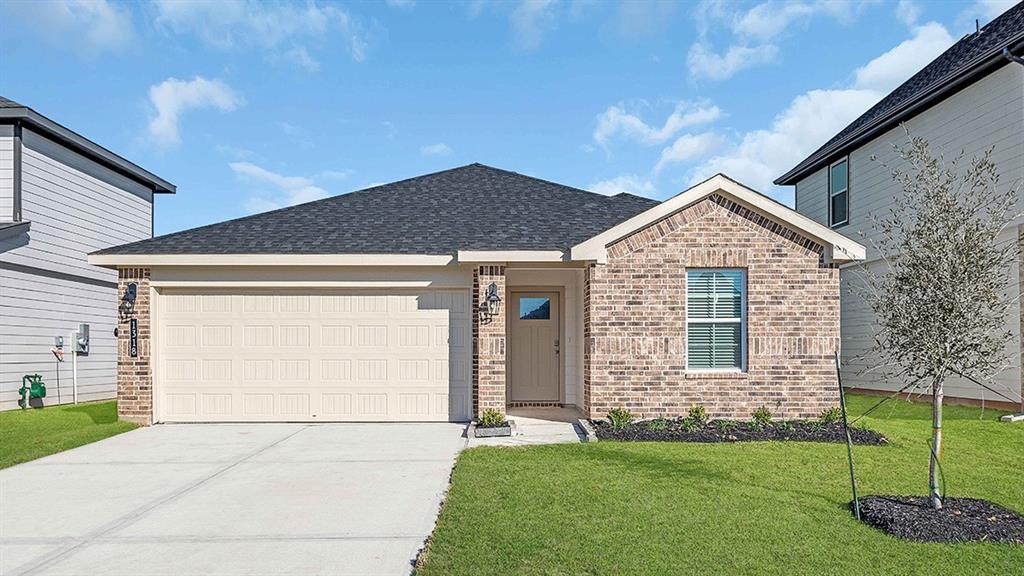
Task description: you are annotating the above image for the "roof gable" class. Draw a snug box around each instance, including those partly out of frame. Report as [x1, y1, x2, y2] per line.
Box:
[571, 174, 865, 264]
[776, 2, 1024, 185]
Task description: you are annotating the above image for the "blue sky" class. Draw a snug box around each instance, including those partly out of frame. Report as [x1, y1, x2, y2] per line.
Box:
[1, 0, 1014, 235]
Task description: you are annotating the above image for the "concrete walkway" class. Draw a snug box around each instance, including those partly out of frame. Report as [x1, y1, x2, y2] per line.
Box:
[468, 407, 586, 447]
[0, 423, 465, 576]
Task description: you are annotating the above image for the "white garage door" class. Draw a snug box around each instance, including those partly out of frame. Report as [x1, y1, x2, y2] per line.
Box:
[154, 289, 471, 422]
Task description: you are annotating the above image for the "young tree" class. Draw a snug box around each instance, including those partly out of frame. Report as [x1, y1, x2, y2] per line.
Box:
[861, 130, 1019, 509]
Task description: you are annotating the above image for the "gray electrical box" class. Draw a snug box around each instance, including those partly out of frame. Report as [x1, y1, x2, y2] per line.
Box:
[76, 324, 89, 355]
[54, 335, 64, 348]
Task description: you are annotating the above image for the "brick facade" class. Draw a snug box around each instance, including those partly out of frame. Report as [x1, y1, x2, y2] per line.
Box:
[584, 195, 840, 420]
[116, 267, 153, 425]
[472, 265, 507, 416]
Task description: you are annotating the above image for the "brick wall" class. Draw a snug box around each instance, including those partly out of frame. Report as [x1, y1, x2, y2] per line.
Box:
[117, 267, 152, 425]
[584, 195, 840, 420]
[473, 265, 506, 417]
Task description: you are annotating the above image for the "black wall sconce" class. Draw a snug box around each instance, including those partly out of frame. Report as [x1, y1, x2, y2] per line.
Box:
[481, 282, 502, 323]
[119, 282, 138, 321]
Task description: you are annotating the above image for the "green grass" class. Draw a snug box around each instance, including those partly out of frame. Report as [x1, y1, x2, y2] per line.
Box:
[418, 395, 1024, 575]
[0, 400, 137, 469]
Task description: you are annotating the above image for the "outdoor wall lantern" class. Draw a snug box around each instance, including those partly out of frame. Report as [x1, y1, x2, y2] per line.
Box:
[485, 282, 502, 316]
[119, 282, 138, 321]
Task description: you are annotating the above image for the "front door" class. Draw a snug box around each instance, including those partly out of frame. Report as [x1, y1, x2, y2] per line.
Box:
[509, 291, 560, 403]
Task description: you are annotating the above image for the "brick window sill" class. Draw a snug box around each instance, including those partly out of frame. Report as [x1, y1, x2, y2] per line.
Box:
[684, 371, 749, 380]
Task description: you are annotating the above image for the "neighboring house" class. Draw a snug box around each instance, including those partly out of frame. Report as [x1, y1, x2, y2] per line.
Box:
[777, 4, 1024, 408]
[88, 165, 864, 425]
[0, 97, 175, 410]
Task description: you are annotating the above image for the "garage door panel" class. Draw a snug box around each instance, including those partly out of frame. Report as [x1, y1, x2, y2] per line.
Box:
[156, 289, 471, 423]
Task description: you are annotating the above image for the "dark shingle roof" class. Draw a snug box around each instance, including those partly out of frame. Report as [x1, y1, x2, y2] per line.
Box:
[0, 96, 25, 108]
[776, 2, 1024, 185]
[95, 164, 660, 255]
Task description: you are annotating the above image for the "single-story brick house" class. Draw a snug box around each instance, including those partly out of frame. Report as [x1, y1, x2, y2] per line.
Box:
[88, 164, 864, 425]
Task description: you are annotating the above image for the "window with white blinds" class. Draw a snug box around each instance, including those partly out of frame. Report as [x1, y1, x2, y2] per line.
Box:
[686, 269, 746, 370]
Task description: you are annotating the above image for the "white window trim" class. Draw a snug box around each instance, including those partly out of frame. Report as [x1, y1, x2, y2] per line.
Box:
[828, 157, 849, 228]
[685, 269, 747, 373]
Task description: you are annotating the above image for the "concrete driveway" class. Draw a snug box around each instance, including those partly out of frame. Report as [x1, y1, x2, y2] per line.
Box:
[0, 423, 466, 576]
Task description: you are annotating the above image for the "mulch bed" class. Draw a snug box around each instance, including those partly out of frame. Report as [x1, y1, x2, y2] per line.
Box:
[856, 496, 1024, 543]
[591, 418, 887, 445]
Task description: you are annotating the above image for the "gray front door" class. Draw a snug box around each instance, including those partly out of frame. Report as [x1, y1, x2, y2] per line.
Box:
[508, 291, 560, 403]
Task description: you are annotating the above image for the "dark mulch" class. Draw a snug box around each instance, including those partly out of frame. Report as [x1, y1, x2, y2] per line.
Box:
[591, 418, 887, 444]
[856, 496, 1024, 543]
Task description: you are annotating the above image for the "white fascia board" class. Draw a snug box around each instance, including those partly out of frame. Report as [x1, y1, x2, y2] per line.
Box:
[570, 174, 866, 264]
[456, 250, 567, 263]
[88, 253, 456, 268]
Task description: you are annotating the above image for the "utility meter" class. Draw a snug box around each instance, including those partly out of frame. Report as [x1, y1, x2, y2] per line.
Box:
[75, 324, 90, 355]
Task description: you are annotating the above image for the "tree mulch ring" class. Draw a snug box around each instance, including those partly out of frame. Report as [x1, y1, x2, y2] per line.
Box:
[856, 496, 1024, 543]
[590, 418, 887, 445]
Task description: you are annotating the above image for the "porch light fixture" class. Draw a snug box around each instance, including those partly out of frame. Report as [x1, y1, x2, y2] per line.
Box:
[485, 282, 502, 316]
[119, 282, 138, 321]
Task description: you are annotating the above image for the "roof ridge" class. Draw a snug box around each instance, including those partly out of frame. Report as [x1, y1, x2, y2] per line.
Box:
[469, 162, 658, 203]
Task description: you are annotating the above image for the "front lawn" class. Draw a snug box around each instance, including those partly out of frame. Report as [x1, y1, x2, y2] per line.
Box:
[0, 400, 137, 469]
[418, 395, 1024, 575]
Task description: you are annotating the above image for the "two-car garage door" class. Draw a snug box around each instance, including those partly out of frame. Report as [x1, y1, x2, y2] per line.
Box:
[154, 289, 471, 422]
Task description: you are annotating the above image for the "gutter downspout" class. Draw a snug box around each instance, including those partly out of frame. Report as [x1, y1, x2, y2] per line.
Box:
[12, 121, 22, 221]
[1003, 47, 1024, 66]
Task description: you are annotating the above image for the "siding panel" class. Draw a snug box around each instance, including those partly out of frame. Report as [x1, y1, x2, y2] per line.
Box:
[0, 131, 155, 409]
[793, 64, 1024, 403]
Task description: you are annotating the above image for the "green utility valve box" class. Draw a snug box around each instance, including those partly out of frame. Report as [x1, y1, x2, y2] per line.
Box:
[19, 374, 46, 409]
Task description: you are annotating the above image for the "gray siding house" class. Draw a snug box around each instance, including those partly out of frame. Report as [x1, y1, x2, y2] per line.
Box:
[0, 97, 174, 410]
[778, 4, 1024, 408]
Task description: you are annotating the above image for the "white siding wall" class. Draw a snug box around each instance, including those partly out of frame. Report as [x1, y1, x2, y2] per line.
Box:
[0, 135, 13, 220]
[794, 63, 1024, 404]
[0, 129, 154, 410]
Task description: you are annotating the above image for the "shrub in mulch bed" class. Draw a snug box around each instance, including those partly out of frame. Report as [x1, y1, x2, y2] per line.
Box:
[590, 418, 887, 445]
[855, 496, 1024, 543]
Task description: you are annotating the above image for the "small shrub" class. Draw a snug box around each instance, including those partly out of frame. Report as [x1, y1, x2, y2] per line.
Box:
[819, 406, 843, 424]
[679, 418, 698, 433]
[688, 404, 709, 424]
[646, 418, 668, 431]
[777, 421, 795, 433]
[752, 406, 773, 427]
[478, 408, 505, 427]
[716, 419, 737, 432]
[607, 407, 634, 430]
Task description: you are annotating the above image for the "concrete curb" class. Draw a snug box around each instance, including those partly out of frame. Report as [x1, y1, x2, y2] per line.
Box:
[576, 418, 598, 442]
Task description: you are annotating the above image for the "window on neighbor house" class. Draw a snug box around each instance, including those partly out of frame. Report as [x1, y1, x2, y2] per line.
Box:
[829, 157, 849, 227]
[686, 269, 746, 371]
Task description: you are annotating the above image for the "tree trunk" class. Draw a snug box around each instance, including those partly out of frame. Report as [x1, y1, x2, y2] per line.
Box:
[929, 377, 944, 509]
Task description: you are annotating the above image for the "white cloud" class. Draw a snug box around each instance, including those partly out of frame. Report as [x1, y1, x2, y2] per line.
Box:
[231, 162, 331, 213]
[152, 0, 369, 65]
[5, 0, 134, 55]
[853, 22, 953, 93]
[589, 175, 657, 197]
[687, 0, 866, 81]
[317, 169, 354, 181]
[283, 46, 320, 71]
[594, 101, 722, 148]
[510, 0, 557, 50]
[386, 0, 416, 8]
[147, 77, 242, 147]
[420, 143, 453, 157]
[686, 42, 778, 82]
[655, 132, 725, 173]
[966, 0, 1016, 21]
[690, 21, 955, 198]
[732, 0, 855, 41]
[895, 0, 921, 26]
